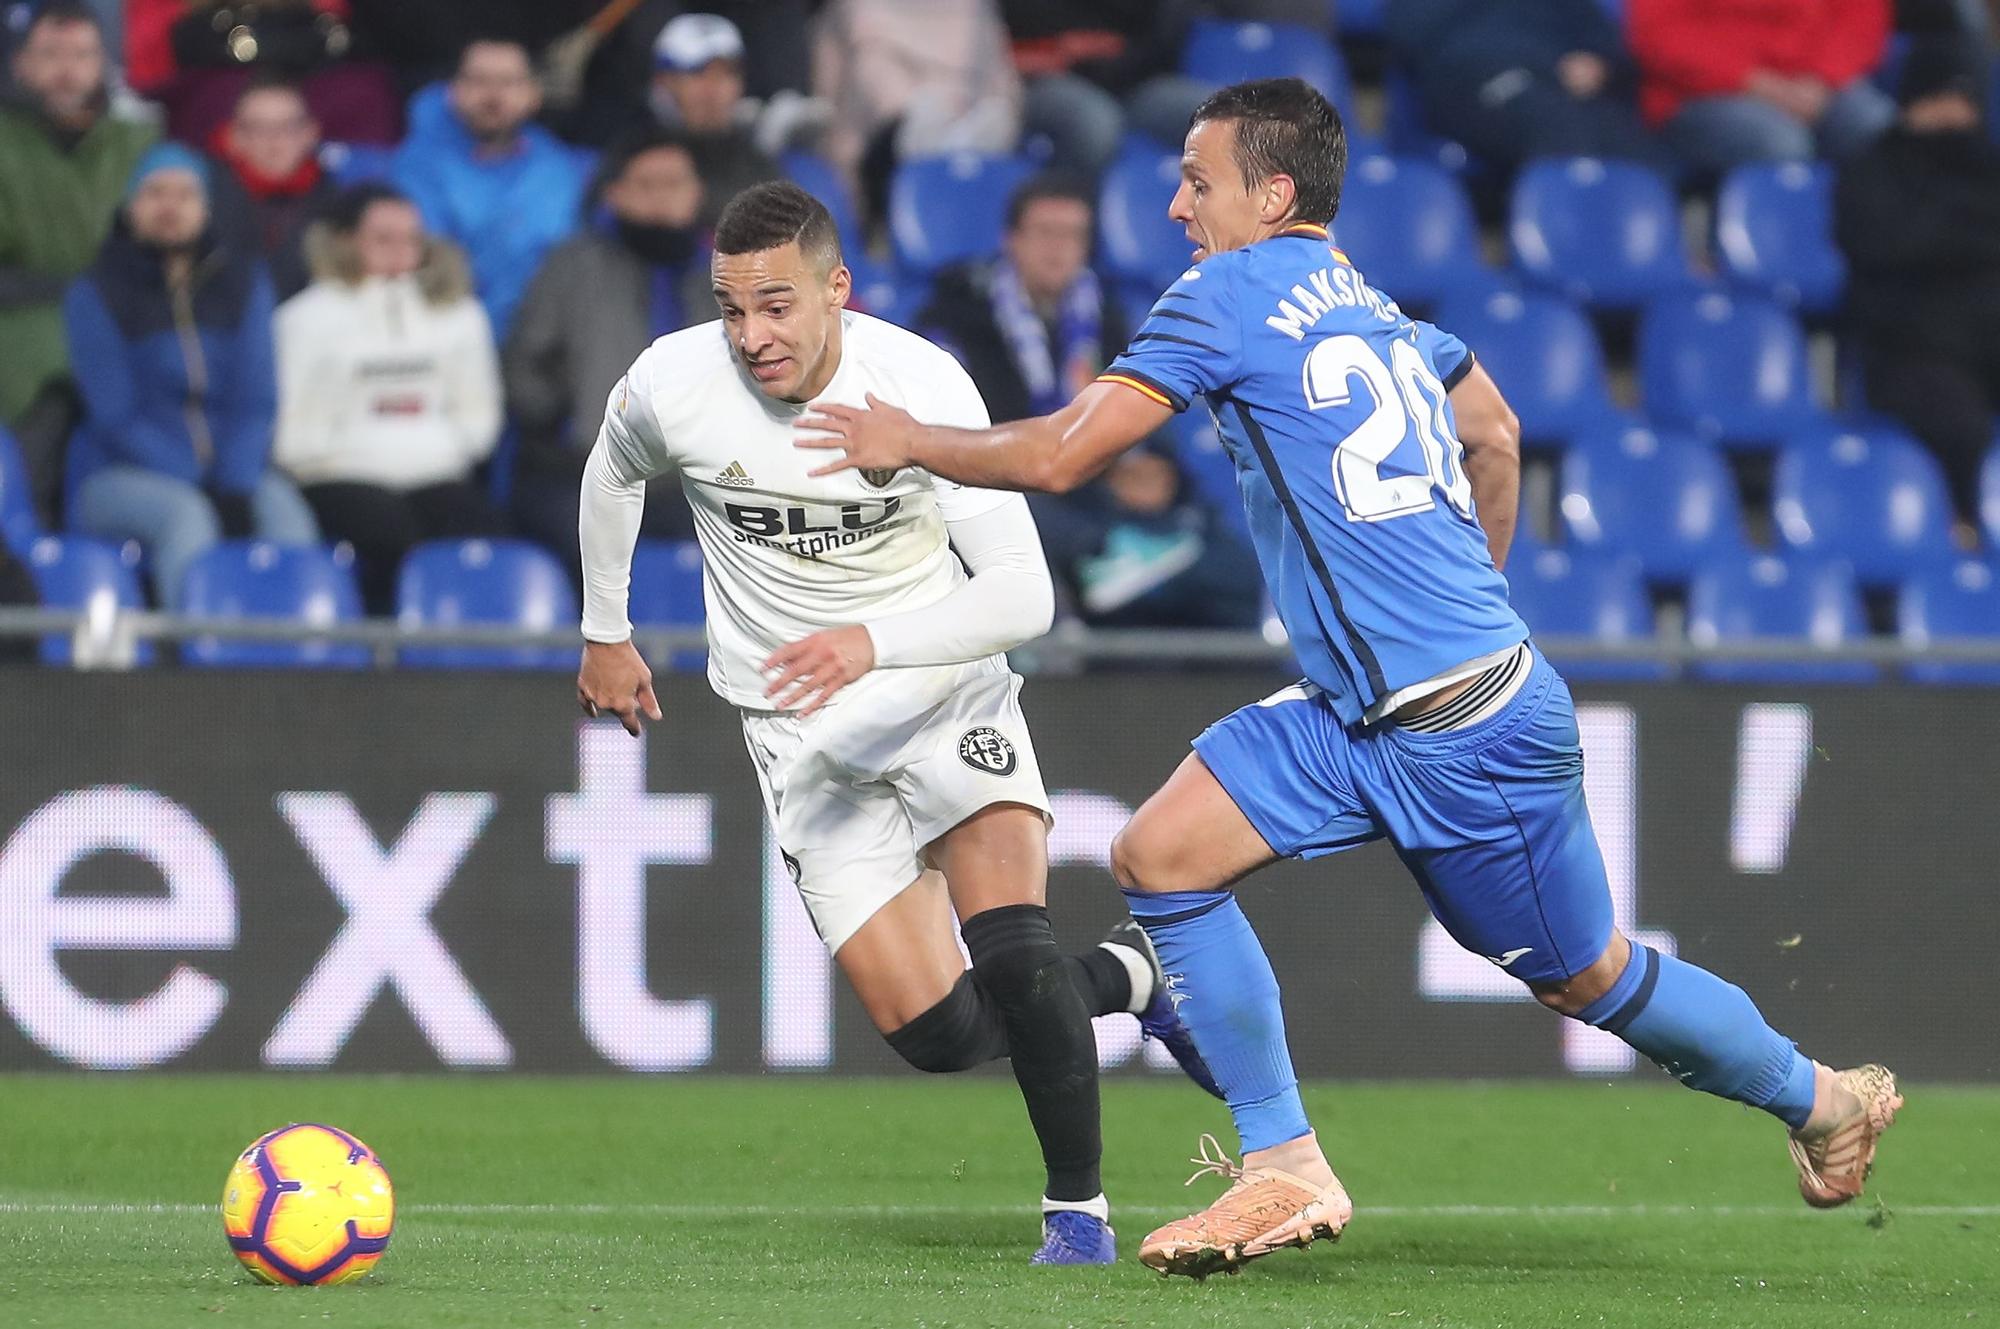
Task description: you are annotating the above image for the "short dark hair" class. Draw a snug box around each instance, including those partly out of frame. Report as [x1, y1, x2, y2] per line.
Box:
[1005, 173, 1094, 232]
[596, 126, 699, 192]
[325, 182, 413, 232]
[1191, 78, 1346, 225]
[713, 181, 841, 273]
[22, 1, 101, 36]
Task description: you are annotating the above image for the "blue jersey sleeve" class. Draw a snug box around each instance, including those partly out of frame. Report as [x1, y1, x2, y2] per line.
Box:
[1418, 320, 1476, 391]
[1098, 265, 1243, 413]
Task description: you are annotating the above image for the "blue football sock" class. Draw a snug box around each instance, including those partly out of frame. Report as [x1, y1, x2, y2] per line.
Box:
[1577, 945, 1817, 1129]
[1122, 888, 1310, 1153]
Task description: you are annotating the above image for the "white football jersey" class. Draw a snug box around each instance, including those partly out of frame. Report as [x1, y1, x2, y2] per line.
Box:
[593, 310, 1018, 708]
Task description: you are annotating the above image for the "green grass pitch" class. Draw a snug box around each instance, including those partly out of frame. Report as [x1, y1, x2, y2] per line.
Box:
[2, 1075, 1994, 1328]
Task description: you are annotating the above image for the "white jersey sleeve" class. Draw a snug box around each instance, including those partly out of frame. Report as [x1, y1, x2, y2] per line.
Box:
[863, 495, 1054, 667]
[579, 357, 673, 643]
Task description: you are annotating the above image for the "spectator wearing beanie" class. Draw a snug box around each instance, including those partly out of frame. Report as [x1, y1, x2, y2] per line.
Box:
[647, 13, 782, 225]
[0, 0, 156, 527]
[1836, 37, 2000, 532]
[66, 143, 318, 609]
[505, 130, 706, 579]
[274, 184, 507, 613]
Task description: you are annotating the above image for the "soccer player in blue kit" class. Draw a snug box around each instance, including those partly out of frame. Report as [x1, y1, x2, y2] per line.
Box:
[799, 78, 1901, 1278]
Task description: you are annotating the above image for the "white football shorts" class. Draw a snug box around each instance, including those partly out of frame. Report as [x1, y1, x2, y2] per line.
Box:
[741, 657, 1052, 954]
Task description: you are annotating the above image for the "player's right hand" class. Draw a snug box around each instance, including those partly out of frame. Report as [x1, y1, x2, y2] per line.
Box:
[577, 639, 663, 736]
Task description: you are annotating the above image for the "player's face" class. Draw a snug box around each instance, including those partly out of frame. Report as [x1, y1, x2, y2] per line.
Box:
[1170, 118, 1276, 263]
[712, 242, 853, 403]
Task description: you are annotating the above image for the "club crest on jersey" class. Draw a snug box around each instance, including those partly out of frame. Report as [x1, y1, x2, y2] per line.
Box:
[957, 727, 1017, 777]
[860, 467, 899, 488]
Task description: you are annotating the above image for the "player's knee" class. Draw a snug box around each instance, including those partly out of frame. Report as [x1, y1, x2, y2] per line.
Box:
[883, 972, 1006, 1074]
[1109, 821, 1173, 893]
[1532, 933, 1631, 1018]
[960, 903, 1069, 1015]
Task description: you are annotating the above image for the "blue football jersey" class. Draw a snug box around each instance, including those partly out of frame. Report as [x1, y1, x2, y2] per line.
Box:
[1102, 223, 1527, 725]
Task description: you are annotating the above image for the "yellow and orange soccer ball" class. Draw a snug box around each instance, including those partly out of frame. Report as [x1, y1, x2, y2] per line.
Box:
[221, 1124, 395, 1285]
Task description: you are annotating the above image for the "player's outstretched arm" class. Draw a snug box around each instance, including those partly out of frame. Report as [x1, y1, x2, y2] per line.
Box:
[798, 380, 1174, 495]
[1448, 363, 1523, 572]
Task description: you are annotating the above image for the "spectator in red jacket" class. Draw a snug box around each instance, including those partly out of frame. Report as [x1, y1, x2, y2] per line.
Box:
[1629, 0, 1897, 174]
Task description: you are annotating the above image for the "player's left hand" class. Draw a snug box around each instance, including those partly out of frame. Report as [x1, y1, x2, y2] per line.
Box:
[762, 624, 877, 716]
[796, 393, 917, 478]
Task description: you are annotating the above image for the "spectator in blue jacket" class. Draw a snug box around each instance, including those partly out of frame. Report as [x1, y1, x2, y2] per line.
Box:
[393, 38, 590, 338]
[1388, 0, 1675, 174]
[65, 143, 318, 608]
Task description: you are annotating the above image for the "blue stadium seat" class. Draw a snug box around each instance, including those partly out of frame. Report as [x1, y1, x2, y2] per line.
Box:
[1979, 439, 2000, 548]
[1098, 138, 1189, 292]
[887, 153, 1036, 276]
[1560, 424, 1746, 584]
[1181, 20, 1352, 114]
[1334, 155, 1489, 311]
[1330, 0, 1385, 37]
[1686, 555, 1873, 683]
[1900, 558, 2000, 685]
[1381, 68, 1474, 175]
[320, 141, 397, 187]
[1637, 292, 1820, 447]
[1773, 425, 1958, 584]
[180, 541, 369, 669]
[781, 151, 864, 253]
[1504, 547, 1664, 681]
[396, 538, 577, 670]
[1434, 291, 1615, 444]
[846, 253, 924, 329]
[1163, 413, 1251, 547]
[0, 424, 38, 554]
[1715, 162, 1844, 314]
[628, 538, 706, 673]
[25, 535, 150, 667]
[1510, 158, 1691, 310]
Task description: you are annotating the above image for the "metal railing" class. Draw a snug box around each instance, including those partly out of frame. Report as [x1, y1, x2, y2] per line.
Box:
[3, 605, 1999, 674]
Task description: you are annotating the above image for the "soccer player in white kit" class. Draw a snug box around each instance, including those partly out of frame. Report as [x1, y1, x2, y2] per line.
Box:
[572, 182, 1219, 1265]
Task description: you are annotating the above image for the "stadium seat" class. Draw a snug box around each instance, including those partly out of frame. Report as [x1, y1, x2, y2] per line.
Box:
[1503, 547, 1666, 681]
[1334, 155, 1490, 312]
[320, 141, 397, 187]
[628, 538, 706, 672]
[1098, 138, 1190, 292]
[396, 538, 577, 670]
[1180, 20, 1352, 114]
[1772, 426, 1958, 585]
[1330, 0, 1385, 37]
[24, 535, 150, 667]
[1686, 554, 1873, 683]
[1980, 439, 2000, 549]
[846, 253, 924, 329]
[1434, 291, 1615, 444]
[887, 153, 1036, 277]
[1899, 558, 2000, 685]
[1509, 158, 1691, 310]
[0, 424, 38, 553]
[1715, 162, 1844, 314]
[180, 541, 370, 669]
[1163, 412, 1251, 547]
[1637, 292, 1820, 447]
[780, 151, 864, 253]
[1381, 68, 1474, 175]
[1560, 424, 1746, 584]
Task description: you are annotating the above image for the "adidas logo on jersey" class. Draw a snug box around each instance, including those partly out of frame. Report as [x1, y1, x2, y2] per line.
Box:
[715, 461, 755, 487]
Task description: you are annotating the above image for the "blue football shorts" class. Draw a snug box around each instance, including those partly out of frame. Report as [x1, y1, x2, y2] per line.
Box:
[1193, 645, 1614, 984]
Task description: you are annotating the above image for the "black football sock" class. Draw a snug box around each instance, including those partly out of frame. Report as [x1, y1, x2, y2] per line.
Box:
[883, 972, 1009, 1072]
[1063, 946, 1135, 1018]
[963, 903, 1104, 1203]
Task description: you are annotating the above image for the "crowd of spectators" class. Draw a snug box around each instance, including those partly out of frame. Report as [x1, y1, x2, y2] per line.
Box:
[0, 0, 1997, 638]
